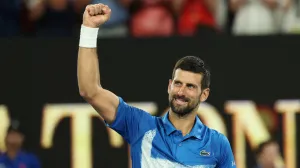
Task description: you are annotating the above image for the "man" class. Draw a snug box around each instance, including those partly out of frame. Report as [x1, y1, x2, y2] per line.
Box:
[0, 122, 40, 168]
[77, 3, 236, 167]
[28, 0, 91, 37]
[253, 139, 284, 168]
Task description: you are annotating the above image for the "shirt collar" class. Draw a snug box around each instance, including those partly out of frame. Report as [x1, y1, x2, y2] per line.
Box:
[2, 151, 23, 161]
[188, 115, 203, 139]
[162, 112, 203, 140]
[162, 112, 176, 135]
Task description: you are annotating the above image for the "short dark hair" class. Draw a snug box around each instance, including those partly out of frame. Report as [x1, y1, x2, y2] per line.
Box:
[6, 120, 24, 135]
[172, 56, 210, 89]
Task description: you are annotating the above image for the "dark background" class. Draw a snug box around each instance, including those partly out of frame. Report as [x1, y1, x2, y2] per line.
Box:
[0, 35, 299, 168]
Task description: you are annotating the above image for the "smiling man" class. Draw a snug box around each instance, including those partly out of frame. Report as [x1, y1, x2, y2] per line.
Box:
[77, 3, 236, 168]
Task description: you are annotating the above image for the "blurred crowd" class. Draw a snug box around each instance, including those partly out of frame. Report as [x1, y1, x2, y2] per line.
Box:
[1, 0, 300, 38]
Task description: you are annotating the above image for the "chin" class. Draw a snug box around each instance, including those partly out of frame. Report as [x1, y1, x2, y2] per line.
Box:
[171, 107, 193, 117]
[174, 111, 192, 118]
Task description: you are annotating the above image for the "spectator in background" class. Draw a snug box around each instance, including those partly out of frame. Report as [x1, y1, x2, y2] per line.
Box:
[280, 0, 300, 34]
[215, 0, 228, 31]
[253, 139, 284, 168]
[129, 0, 175, 37]
[230, 0, 292, 35]
[28, 0, 90, 36]
[92, 0, 129, 38]
[0, 0, 23, 37]
[174, 0, 218, 36]
[0, 121, 40, 168]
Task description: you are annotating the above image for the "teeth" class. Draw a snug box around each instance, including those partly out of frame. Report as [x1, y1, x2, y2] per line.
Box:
[175, 98, 187, 104]
[175, 98, 185, 102]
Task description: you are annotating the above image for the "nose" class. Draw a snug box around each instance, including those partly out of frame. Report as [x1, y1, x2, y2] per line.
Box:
[177, 86, 185, 96]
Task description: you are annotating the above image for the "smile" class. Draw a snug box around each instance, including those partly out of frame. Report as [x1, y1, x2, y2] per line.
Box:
[174, 98, 188, 105]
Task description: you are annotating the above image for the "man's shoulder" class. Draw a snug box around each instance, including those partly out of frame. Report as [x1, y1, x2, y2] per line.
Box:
[19, 151, 39, 161]
[118, 97, 156, 115]
[0, 153, 6, 162]
[204, 126, 229, 144]
[0, 157, 4, 162]
[0, 152, 38, 163]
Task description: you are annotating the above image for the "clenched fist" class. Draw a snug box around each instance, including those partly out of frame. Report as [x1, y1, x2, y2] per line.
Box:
[83, 4, 111, 28]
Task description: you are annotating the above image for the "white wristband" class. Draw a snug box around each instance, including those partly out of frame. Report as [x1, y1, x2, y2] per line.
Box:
[79, 25, 99, 48]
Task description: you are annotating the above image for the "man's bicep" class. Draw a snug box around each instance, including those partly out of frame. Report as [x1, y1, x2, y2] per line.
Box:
[218, 135, 236, 168]
[87, 88, 120, 124]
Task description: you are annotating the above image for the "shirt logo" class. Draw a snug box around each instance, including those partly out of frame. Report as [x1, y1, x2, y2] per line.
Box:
[200, 150, 210, 156]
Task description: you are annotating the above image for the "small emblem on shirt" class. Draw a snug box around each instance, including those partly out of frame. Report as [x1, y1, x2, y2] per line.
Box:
[200, 150, 210, 156]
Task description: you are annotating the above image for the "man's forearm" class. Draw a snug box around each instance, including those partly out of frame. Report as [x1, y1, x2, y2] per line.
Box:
[77, 47, 101, 98]
[78, 4, 111, 98]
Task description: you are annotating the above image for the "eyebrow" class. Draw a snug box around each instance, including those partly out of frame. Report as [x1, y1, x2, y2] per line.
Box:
[174, 80, 198, 88]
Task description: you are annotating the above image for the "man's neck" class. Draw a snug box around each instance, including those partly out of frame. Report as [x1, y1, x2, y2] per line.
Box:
[168, 110, 196, 136]
[6, 150, 18, 160]
[259, 162, 275, 168]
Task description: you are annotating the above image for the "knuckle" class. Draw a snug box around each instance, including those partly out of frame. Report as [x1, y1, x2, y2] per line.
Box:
[86, 5, 93, 10]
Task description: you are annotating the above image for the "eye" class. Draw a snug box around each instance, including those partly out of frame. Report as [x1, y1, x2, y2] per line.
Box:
[174, 81, 181, 86]
[187, 85, 195, 89]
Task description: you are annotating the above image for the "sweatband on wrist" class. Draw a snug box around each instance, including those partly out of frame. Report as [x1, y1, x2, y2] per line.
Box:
[79, 25, 99, 48]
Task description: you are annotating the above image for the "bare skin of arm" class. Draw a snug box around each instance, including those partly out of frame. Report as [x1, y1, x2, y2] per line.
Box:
[77, 4, 119, 124]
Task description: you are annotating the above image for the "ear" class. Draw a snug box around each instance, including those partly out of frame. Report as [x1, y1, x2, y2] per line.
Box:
[200, 88, 210, 102]
[168, 79, 172, 94]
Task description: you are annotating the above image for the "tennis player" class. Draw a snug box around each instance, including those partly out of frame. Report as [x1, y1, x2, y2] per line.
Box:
[77, 3, 236, 168]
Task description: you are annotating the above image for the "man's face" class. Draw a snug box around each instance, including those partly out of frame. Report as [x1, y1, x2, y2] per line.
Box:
[259, 142, 281, 166]
[168, 69, 209, 117]
[5, 131, 24, 150]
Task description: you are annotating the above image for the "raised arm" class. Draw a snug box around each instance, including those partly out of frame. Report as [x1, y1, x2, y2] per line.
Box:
[77, 4, 119, 124]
